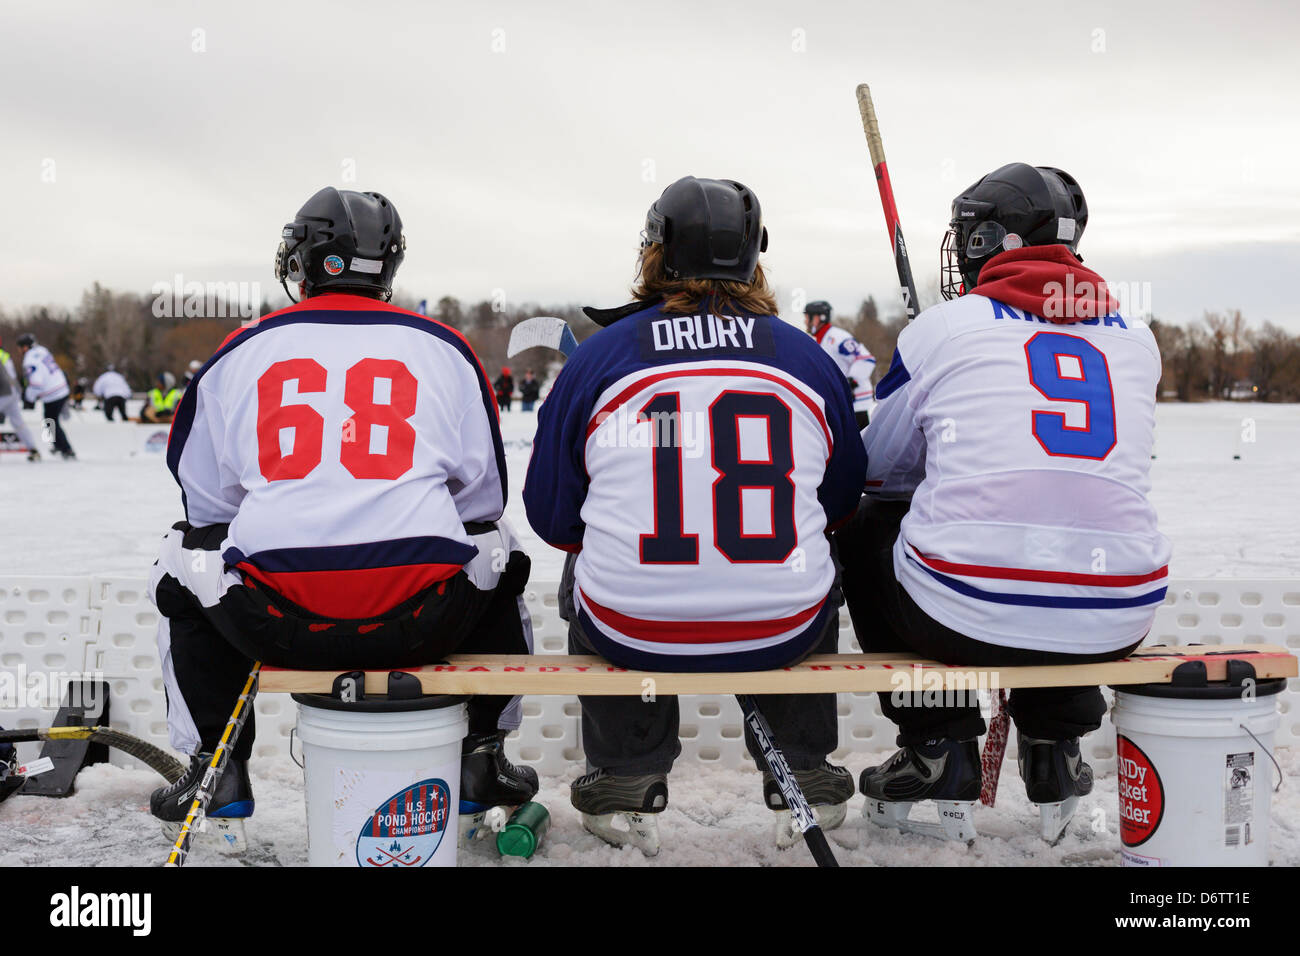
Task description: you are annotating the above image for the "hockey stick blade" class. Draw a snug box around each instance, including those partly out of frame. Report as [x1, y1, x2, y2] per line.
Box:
[507, 316, 578, 358]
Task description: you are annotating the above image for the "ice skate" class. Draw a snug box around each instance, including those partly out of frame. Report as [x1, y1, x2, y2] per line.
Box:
[151, 753, 253, 855]
[459, 731, 539, 840]
[859, 738, 980, 843]
[1017, 733, 1093, 844]
[763, 760, 853, 849]
[570, 768, 667, 857]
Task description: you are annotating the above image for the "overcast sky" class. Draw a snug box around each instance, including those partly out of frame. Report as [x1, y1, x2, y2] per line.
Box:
[2, 0, 1297, 329]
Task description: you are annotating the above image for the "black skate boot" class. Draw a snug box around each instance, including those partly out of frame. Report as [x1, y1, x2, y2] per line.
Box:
[570, 768, 668, 856]
[459, 731, 539, 841]
[1017, 733, 1093, 843]
[150, 753, 253, 854]
[762, 760, 854, 848]
[859, 738, 980, 842]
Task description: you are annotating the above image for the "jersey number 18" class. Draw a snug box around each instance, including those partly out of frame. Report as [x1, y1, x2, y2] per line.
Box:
[639, 390, 797, 565]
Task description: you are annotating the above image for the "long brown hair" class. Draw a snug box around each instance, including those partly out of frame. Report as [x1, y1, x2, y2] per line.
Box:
[631, 241, 778, 316]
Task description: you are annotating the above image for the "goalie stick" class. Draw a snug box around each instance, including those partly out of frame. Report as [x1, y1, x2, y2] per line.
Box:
[856, 84, 921, 321]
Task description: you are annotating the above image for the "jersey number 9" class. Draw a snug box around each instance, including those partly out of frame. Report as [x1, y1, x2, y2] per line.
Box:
[1024, 331, 1116, 461]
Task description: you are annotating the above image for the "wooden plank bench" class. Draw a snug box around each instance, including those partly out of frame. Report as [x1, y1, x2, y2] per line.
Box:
[260, 644, 1298, 696]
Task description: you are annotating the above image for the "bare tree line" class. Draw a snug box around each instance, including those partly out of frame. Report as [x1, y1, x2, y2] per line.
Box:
[2, 285, 1297, 403]
[842, 300, 1300, 403]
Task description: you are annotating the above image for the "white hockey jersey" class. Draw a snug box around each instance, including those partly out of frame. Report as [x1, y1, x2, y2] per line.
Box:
[166, 293, 506, 619]
[21, 345, 70, 404]
[92, 370, 132, 400]
[865, 291, 1169, 654]
[526, 302, 865, 671]
[814, 324, 875, 413]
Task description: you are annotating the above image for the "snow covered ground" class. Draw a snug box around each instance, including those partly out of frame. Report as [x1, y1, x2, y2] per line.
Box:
[1, 401, 1298, 866]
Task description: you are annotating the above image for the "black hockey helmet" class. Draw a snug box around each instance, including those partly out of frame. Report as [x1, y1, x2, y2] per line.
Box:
[274, 187, 406, 302]
[940, 163, 1088, 300]
[804, 299, 832, 333]
[643, 176, 768, 282]
[15, 333, 35, 349]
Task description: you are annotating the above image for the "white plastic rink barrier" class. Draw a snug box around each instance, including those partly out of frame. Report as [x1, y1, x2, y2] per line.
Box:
[1, 576, 1297, 776]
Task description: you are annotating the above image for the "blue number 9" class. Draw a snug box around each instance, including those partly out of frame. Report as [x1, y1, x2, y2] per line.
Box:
[1024, 331, 1116, 460]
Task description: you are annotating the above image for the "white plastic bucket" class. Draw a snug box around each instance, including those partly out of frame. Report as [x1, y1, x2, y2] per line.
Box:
[1111, 672, 1281, 867]
[294, 693, 468, 867]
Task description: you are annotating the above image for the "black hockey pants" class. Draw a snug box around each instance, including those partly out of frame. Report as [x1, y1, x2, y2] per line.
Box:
[558, 554, 841, 776]
[152, 521, 531, 760]
[835, 498, 1141, 746]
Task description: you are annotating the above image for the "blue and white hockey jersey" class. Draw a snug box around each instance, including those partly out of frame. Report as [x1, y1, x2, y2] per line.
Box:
[813, 324, 875, 413]
[525, 301, 866, 670]
[865, 292, 1170, 654]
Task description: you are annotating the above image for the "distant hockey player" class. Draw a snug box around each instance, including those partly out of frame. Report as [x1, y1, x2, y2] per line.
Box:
[836, 163, 1169, 843]
[141, 371, 181, 423]
[493, 367, 514, 412]
[0, 335, 41, 460]
[15, 333, 75, 459]
[92, 365, 132, 421]
[519, 369, 540, 411]
[804, 300, 875, 429]
[147, 187, 537, 846]
[525, 176, 866, 853]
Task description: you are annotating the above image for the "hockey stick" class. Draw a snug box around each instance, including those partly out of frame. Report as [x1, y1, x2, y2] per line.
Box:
[507, 316, 578, 359]
[737, 694, 838, 867]
[0, 726, 185, 782]
[855, 84, 921, 321]
[164, 661, 261, 868]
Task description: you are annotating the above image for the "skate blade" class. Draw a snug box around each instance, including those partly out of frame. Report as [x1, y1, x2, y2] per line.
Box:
[582, 811, 660, 857]
[459, 805, 512, 842]
[161, 817, 248, 856]
[773, 803, 848, 849]
[863, 798, 977, 843]
[1037, 797, 1079, 845]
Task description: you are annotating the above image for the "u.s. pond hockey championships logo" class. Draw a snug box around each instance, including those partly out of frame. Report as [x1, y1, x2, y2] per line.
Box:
[323, 254, 345, 275]
[356, 778, 451, 867]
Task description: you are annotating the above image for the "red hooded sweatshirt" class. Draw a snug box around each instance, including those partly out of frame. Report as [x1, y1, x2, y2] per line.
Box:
[969, 245, 1118, 323]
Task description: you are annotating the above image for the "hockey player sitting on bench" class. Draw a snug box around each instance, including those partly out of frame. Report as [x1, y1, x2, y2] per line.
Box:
[525, 176, 866, 854]
[148, 187, 537, 848]
[836, 163, 1169, 843]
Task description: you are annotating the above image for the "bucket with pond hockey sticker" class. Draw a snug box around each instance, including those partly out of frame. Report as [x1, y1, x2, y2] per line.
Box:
[1111, 659, 1282, 867]
[293, 672, 468, 867]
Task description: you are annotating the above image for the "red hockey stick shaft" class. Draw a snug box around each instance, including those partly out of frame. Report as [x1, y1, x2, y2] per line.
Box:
[856, 84, 920, 320]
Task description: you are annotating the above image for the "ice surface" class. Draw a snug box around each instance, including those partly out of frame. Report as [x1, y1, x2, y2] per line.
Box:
[2, 401, 1297, 866]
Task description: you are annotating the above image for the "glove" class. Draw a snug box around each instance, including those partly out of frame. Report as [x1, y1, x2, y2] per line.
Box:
[846, 377, 859, 390]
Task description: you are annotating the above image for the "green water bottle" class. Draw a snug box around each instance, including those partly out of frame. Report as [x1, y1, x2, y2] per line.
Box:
[496, 802, 550, 859]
